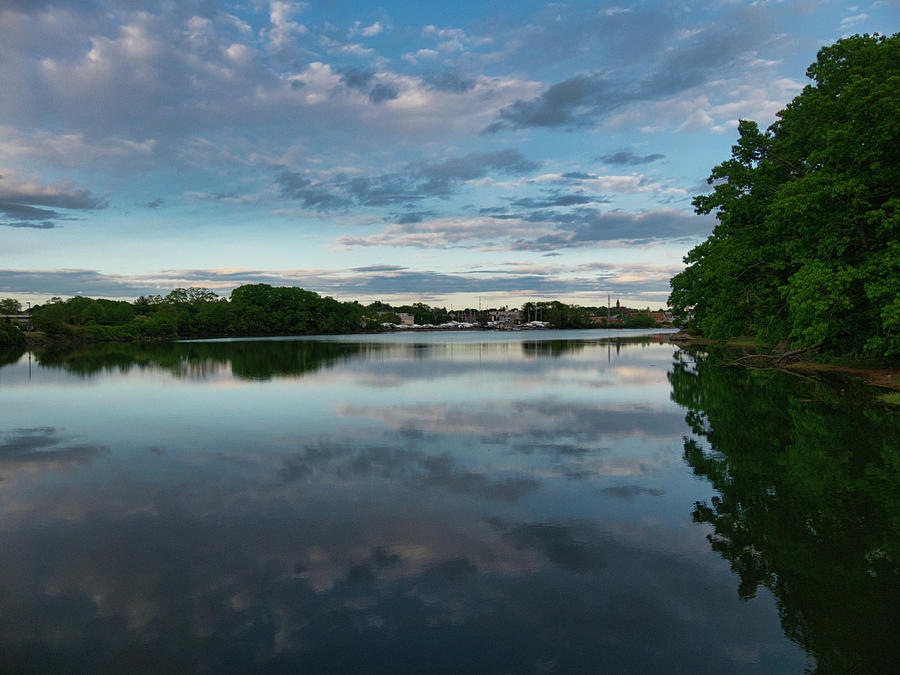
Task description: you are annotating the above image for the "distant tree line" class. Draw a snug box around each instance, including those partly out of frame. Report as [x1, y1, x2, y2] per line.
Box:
[3, 285, 669, 344]
[21, 285, 376, 341]
[521, 301, 594, 328]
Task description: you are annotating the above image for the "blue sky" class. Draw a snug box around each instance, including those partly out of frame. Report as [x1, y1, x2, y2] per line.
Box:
[1, 0, 896, 308]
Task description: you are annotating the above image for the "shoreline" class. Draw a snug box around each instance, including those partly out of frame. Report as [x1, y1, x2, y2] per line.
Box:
[670, 331, 900, 395]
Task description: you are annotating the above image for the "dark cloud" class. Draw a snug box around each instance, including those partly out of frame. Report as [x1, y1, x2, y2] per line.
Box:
[0, 269, 159, 297]
[338, 67, 376, 90]
[277, 171, 351, 209]
[481, 208, 714, 249]
[0, 202, 62, 222]
[509, 193, 611, 209]
[421, 149, 539, 181]
[350, 264, 407, 273]
[637, 11, 766, 99]
[145, 198, 164, 208]
[413, 149, 540, 198]
[278, 150, 539, 211]
[394, 210, 436, 224]
[423, 72, 476, 93]
[546, 208, 710, 245]
[3, 220, 58, 229]
[488, 74, 614, 131]
[0, 175, 107, 228]
[345, 174, 420, 206]
[492, 3, 676, 72]
[486, 7, 771, 132]
[4, 190, 106, 211]
[598, 151, 666, 166]
[369, 82, 399, 104]
[337, 69, 399, 105]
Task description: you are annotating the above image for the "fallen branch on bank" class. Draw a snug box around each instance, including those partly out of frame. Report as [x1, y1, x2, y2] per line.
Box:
[735, 342, 825, 367]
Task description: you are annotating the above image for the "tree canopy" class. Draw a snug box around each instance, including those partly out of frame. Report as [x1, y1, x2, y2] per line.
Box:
[669, 34, 900, 356]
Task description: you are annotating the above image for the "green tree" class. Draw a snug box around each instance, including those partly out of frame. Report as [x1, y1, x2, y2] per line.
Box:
[0, 321, 25, 349]
[670, 34, 900, 356]
[0, 298, 22, 314]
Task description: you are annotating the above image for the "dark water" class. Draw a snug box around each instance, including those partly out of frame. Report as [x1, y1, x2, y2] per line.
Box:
[0, 331, 896, 673]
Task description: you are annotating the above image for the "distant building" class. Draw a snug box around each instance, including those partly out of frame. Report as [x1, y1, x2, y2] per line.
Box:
[0, 314, 31, 326]
[488, 308, 522, 324]
[397, 313, 415, 326]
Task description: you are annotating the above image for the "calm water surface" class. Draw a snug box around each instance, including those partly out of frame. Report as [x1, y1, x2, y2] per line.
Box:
[0, 330, 897, 673]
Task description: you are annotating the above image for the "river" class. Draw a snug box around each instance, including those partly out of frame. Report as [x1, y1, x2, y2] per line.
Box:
[0, 330, 896, 672]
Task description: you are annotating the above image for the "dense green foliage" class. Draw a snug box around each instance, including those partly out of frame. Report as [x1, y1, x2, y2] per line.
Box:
[24, 285, 625, 342]
[29, 285, 386, 341]
[669, 34, 900, 356]
[670, 348, 900, 672]
[522, 301, 594, 328]
[0, 321, 26, 350]
[0, 298, 22, 314]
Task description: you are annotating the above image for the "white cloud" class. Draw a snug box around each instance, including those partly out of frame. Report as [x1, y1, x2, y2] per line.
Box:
[338, 216, 551, 249]
[361, 22, 384, 37]
[0, 127, 157, 166]
[839, 12, 869, 27]
[415, 48, 439, 60]
[533, 173, 685, 196]
[224, 43, 254, 66]
[267, 0, 308, 49]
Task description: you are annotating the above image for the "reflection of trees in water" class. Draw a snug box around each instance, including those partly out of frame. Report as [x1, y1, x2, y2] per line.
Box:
[521, 334, 666, 358]
[34, 341, 365, 380]
[0, 347, 24, 368]
[27, 335, 672, 378]
[521, 340, 587, 358]
[669, 349, 900, 673]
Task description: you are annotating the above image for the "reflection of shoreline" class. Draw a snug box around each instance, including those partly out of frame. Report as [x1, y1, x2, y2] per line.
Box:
[670, 349, 900, 673]
[0, 347, 24, 368]
[12, 333, 676, 380]
[182, 327, 677, 344]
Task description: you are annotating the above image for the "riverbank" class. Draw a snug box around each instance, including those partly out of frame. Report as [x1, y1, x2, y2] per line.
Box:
[670, 331, 900, 396]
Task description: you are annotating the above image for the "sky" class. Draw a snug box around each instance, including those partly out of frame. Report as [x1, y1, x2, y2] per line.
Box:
[1, 0, 897, 309]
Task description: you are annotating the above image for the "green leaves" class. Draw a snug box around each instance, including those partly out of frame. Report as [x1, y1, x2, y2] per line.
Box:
[670, 33, 900, 357]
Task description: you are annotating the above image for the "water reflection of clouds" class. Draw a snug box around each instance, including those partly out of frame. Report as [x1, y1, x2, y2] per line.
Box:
[0, 427, 106, 485]
[340, 400, 686, 442]
[0, 337, 808, 671]
[0, 467, 801, 672]
[278, 442, 542, 502]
